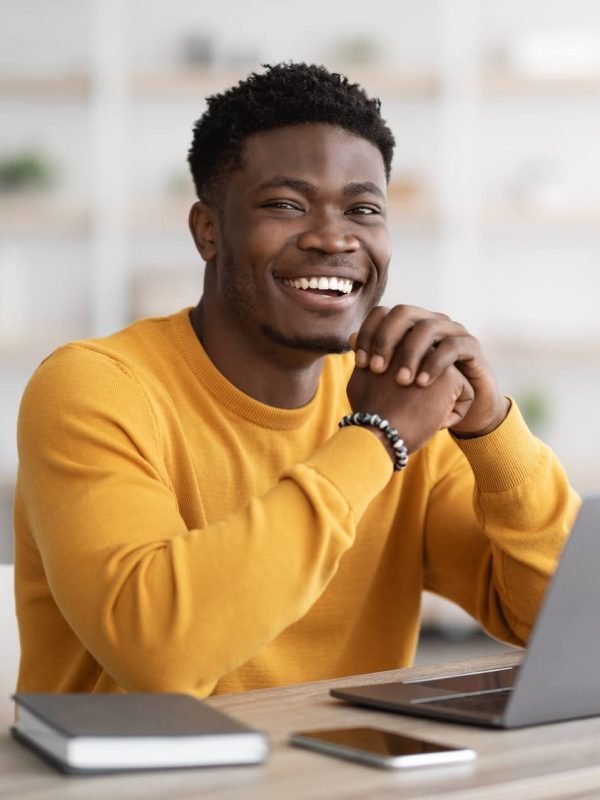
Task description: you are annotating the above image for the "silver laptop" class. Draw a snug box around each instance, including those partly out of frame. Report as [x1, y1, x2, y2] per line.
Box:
[331, 495, 600, 729]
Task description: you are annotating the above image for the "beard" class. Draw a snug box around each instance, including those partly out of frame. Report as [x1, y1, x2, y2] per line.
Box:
[259, 324, 352, 355]
[219, 245, 358, 356]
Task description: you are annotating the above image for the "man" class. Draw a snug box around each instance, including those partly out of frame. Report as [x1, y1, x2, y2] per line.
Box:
[15, 63, 578, 697]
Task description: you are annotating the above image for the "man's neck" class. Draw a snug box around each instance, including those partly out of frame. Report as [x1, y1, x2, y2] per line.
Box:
[189, 304, 325, 409]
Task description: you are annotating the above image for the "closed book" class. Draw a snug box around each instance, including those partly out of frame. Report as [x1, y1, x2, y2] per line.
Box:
[11, 692, 270, 774]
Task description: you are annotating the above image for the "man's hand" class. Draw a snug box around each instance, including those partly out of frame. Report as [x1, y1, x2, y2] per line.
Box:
[347, 352, 474, 456]
[349, 305, 509, 439]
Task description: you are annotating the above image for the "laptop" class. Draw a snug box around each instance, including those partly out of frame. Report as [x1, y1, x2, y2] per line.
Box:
[331, 494, 600, 729]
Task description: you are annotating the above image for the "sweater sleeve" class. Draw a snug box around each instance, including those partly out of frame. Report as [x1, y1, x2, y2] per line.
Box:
[17, 346, 393, 696]
[423, 401, 580, 646]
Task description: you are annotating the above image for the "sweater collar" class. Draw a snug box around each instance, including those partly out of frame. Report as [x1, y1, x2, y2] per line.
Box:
[170, 307, 327, 430]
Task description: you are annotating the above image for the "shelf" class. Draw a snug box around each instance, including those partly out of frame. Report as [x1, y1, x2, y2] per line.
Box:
[0, 195, 90, 234]
[131, 66, 252, 97]
[0, 73, 91, 96]
[131, 66, 439, 99]
[482, 206, 600, 233]
[486, 337, 600, 361]
[4, 67, 599, 100]
[335, 66, 439, 98]
[388, 204, 438, 232]
[482, 70, 600, 96]
[5, 67, 599, 100]
[130, 197, 194, 233]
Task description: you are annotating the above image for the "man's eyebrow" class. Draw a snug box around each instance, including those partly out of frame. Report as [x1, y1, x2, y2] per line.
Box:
[343, 181, 386, 201]
[254, 177, 386, 201]
[255, 177, 317, 194]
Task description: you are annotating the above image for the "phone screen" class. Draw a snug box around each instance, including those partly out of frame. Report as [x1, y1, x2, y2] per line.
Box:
[291, 726, 476, 768]
[298, 727, 459, 756]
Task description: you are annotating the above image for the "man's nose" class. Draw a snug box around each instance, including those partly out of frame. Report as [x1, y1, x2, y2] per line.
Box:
[296, 213, 360, 254]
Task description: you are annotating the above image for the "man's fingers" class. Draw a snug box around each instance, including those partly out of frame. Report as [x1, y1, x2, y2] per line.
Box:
[440, 372, 475, 428]
[354, 305, 450, 374]
[385, 318, 469, 384]
[404, 335, 477, 387]
[353, 306, 390, 369]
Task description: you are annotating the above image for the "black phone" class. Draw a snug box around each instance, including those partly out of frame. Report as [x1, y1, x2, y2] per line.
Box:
[290, 726, 476, 770]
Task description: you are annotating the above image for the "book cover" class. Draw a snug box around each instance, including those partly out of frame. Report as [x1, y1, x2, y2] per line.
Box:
[11, 692, 270, 773]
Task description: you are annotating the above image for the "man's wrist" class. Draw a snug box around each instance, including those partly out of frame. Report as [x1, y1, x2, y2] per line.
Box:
[451, 397, 511, 440]
[365, 426, 395, 465]
[339, 413, 409, 471]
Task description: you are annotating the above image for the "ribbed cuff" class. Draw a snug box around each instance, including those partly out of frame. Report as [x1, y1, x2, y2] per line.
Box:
[305, 425, 394, 519]
[451, 400, 542, 493]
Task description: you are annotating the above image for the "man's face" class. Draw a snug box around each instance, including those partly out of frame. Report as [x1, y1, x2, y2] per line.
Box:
[210, 123, 391, 355]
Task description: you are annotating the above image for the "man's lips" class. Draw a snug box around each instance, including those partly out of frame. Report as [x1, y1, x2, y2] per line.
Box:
[274, 275, 361, 307]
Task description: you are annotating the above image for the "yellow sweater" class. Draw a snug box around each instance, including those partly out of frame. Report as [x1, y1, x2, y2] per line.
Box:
[14, 308, 578, 697]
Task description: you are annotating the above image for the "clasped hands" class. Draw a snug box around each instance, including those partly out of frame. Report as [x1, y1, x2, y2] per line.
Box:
[347, 305, 510, 455]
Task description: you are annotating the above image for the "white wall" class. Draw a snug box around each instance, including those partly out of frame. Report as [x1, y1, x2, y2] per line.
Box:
[1, 0, 599, 529]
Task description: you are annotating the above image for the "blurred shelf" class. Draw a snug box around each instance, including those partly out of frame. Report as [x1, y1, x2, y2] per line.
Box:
[0, 73, 91, 96]
[130, 197, 194, 232]
[131, 66, 253, 97]
[5, 67, 599, 100]
[129, 265, 202, 319]
[482, 206, 600, 233]
[486, 337, 600, 360]
[333, 66, 439, 98]
[482, 70, 600, 96]
[131, 66, 439, 99]
[0, 196, 91, 234]
[388, 204, 438, 232]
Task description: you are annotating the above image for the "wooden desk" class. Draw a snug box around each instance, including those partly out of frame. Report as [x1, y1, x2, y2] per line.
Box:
[4, 652, 600, 799]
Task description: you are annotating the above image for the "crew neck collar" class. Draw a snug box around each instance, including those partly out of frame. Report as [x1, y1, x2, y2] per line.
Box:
[170, 308, 326, 430]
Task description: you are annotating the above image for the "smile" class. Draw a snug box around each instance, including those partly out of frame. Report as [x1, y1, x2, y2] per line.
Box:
[280, 276, 355, 295]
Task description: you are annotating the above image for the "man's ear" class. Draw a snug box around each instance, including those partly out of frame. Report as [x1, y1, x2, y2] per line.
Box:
[189, 201, 218, 263]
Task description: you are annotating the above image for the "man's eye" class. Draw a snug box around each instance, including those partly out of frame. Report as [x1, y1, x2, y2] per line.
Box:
[262, 201, 300, 210]
[347, 205, 380, 216]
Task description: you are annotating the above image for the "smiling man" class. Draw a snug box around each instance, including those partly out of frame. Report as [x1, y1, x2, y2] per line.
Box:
[15, 63, 578, 697]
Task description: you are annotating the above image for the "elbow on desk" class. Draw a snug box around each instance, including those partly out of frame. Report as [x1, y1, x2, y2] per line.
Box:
[95, 617, 222, 696]
[88, 581, 223, 696]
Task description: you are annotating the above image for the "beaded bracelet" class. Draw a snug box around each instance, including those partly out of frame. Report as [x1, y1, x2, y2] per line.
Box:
[339, 412, 409, 472]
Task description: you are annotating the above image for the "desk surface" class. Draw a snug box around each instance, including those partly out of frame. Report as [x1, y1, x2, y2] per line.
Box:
[4, 652, 600, 799]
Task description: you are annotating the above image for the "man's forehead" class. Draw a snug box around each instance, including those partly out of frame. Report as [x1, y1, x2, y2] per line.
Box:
[236, 123, 387, 189]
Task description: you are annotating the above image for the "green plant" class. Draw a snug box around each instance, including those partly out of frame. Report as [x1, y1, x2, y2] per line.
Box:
[0, 150, 55, 192]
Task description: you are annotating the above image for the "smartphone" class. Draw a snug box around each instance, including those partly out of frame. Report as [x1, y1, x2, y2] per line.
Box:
[290, 726, 476, 770]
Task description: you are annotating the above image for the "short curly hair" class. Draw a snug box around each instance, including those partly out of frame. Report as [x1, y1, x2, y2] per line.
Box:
[187, 62, 395, 206]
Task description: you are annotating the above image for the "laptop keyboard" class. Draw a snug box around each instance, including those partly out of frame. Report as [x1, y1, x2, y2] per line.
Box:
[417, 689, 512, 716]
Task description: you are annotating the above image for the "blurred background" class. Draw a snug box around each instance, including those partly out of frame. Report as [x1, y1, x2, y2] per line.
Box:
[1, 0, 599, 661]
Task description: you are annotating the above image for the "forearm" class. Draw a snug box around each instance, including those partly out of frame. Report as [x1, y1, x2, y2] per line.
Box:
[425, 402, 579, 645]
[19, 350, 391, 695]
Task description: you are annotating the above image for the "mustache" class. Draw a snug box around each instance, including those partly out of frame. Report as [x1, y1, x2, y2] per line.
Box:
[289, 255, 358, 270]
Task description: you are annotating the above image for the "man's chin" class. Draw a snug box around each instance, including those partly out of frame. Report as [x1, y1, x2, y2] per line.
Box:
[261, 325, 351, 355]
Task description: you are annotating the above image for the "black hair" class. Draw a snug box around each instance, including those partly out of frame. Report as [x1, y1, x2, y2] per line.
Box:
[187, 62, 395, 205]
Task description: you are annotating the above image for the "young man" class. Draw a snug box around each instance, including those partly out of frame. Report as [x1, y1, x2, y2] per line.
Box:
[15, 63, 577, 697]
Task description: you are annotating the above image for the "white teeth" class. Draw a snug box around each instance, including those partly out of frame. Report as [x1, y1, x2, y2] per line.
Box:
[282, 276, 355, 294]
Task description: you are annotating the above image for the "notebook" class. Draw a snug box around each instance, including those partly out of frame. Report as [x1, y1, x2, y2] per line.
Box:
[331, 494, 600, 729]
[11, 692, 270, 773]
